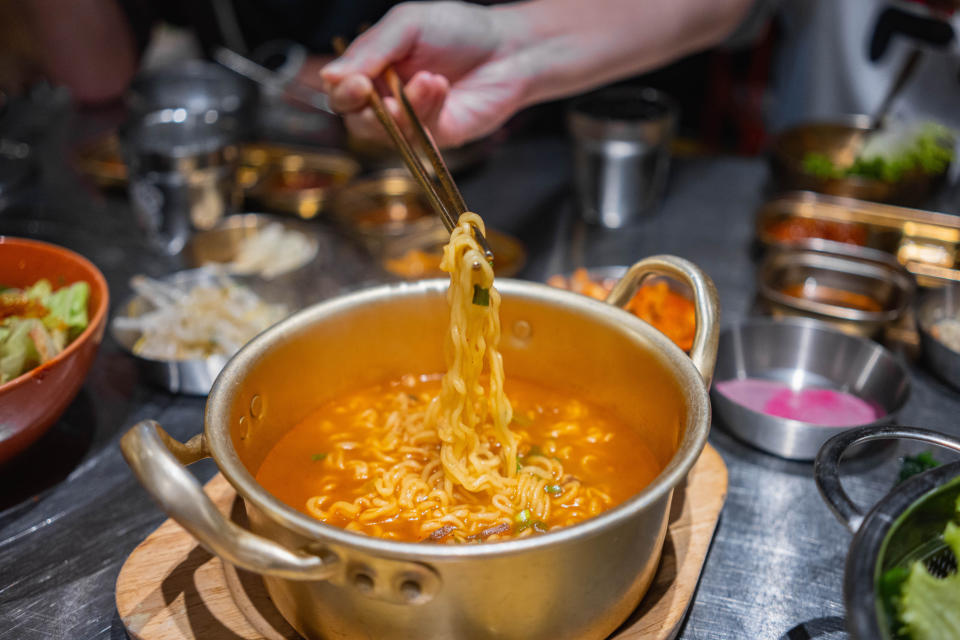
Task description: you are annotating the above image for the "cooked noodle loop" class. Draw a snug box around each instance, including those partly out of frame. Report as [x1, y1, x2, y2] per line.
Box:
[257, 213, 660, 543]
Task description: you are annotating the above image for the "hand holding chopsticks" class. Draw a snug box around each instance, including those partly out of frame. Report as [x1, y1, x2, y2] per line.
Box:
[331, 38, 493, 263]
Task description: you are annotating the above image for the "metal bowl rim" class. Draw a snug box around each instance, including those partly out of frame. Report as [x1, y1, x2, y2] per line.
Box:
[758, 250, 914, 322]
[772, 115, 951, 187]
[203, 277, 712, 559]
[712, 316, 911, 424]
[184, 212, 321, 276]
[844, 460, 960, 639]
[110, 267, 266, 367]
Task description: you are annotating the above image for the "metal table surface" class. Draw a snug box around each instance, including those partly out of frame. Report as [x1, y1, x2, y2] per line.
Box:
[2, 103, 960, 640]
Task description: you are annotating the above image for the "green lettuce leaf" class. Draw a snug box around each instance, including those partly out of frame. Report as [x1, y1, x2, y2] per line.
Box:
[0, 318, 41, 383]
[898, 499, 960, 640]
[42, 281, 89, 339]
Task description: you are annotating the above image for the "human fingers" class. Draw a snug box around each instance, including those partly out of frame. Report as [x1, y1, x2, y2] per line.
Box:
[342, 96, 408, 146]
[321, 3, 422, 83]
[327, 73, 375, 114]
[402, 71, 450, 128]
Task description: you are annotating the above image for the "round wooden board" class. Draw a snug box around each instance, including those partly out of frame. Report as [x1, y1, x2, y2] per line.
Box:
[116, 444, 728, 640]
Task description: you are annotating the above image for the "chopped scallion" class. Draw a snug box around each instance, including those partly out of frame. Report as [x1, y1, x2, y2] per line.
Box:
[472, 285, 490, 306]
[545, 484, 562, 497]
[514, 509, 533, 530]
[311, 453, 327, 461]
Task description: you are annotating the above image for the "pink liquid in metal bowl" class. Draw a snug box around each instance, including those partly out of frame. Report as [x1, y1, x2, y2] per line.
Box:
[714, 378, 881, 426]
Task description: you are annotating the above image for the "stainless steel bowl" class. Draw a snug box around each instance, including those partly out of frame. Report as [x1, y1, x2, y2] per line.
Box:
[917, 283, 960, 390]
[712, 318, 910, 460]
[758, 249, 915, 337]
[769, 115, 949, 206]
[184, 213, 319, 279]
[240, 145, 361, 219]
[329, 169, 440, 254]
[111, 269, 291, 395]
[127, 60, 257, 135]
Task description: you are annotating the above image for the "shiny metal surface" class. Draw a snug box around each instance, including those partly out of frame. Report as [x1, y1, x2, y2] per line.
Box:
[917, 284, 960, 390]
[755, 191, 960, 287]
[120, 264, 718, 639]
[329, 169, 440, 253]
[110, 268, 293, 396]
[7, 111, 960, 640]
[121, 109, 241, 254]
[770, 116, 949, 206]
[814, 427, 960, 639]
[712, 318, 910, 460]
[127, 60, 257, 135]
[568, 87, 677, 228]
[605, 255, 719, 384]
[758, 249, 914, 336]
[242, 146, 360, 220]
[213, 47, 335, 115]
[120, 420, 339, 581]
[184, 212, 319, 277]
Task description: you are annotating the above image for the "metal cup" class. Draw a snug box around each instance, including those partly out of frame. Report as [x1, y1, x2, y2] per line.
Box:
[121, 108, 240, 255]
[568, 87, 677, 228]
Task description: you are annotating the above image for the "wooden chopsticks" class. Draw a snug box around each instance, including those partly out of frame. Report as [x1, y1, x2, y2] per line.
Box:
[332, 39, 493, 263]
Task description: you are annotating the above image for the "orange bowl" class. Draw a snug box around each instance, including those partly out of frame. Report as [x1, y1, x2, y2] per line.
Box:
[0, 237, 109, 464]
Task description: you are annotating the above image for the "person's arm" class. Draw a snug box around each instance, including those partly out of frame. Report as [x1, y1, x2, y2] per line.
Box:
[319, 0, 754, 147]
[23, 0, 138, 104]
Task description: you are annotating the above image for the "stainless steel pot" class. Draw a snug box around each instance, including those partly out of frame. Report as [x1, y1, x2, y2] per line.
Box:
[120, 255, 719, 640]
[815, 426, 960, 639]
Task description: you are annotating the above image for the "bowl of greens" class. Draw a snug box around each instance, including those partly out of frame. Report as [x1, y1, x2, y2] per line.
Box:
[0, 237, 109, 464]
[816, 426, 960, 640]
[771, 116, 955, 206]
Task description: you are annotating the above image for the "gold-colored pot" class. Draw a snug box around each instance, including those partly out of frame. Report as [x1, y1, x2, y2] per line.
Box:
[121, 255, 719, 640]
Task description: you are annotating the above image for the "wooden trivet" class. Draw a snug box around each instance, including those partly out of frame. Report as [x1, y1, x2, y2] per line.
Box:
[116, 444, 728, 640]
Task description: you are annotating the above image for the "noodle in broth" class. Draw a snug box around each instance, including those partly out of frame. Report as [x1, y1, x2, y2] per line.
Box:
[255, 213, 662, 542]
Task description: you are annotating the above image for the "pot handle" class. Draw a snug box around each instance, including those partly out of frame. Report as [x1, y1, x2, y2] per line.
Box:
[814, 425, 960, 533]
[121, 420, 339, 581]
[605, 255, 720, 386]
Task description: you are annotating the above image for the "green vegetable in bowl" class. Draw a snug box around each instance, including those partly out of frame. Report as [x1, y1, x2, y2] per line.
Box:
[0, 279, 90, 384]
[802, 122, 956, 183]
[889, 496, 960, 640]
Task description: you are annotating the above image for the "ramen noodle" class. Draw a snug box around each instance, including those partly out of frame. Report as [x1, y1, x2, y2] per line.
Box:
[256, 213, 662, 542]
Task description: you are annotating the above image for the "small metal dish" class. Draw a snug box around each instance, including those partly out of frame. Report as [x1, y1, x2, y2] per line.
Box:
[770, 115, 950, 206]
[184, 213, 319, 279]
[329, 169, 440, 254]
[712, 317, 910, 460]
[758, 248, 915, 337]
[380, 223, 527, 280]
[111, 269, 290, 395]
[755, 191, 960, 288]
[127, 60, 258, 136]
[917, 283, 960, 390]
[241, 144, 360, 219]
